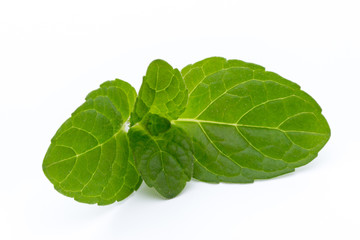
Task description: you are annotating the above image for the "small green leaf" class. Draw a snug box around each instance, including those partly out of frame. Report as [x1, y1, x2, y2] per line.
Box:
[129, 117, 193, 199]
[43, 79, 142, 205]
[130, 59, 188, 125]
[174, 57, 331, 183]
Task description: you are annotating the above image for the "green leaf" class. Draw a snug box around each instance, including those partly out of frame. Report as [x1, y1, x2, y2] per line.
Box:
[43, 79, 142, 205]
[174, 57, 331, 183]
[128, 115, 193, 198]
[129, 60, 193, 198]
[130, 59, 188, 126]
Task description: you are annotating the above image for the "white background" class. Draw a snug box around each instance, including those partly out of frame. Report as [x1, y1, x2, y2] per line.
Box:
[1, 0, 359, 239]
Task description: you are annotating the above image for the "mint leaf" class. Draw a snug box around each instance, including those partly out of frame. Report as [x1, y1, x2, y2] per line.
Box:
[174, 57, 331, 183]
[129, 60, 193, 198]
[130, 59, 188, 125]
[42, 79, 142, 205]
[129, 115, 193, 199]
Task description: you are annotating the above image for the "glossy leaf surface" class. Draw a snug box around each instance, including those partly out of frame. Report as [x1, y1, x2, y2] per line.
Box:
[174, 57, 331, 183]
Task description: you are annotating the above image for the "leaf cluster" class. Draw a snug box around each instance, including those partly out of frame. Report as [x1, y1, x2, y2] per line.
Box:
[43, 57, 330, 204]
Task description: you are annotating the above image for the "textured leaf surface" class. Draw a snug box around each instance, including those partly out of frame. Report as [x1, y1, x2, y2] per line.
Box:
[130, 59, 187, 125]
[129, 60, 192, 198]
[129, 115, 193, 198]
[43, 79, 142, 205]
[174, 57, 331, 183]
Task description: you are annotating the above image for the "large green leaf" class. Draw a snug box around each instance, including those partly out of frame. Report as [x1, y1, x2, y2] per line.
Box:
[173, 57, 331, 183]
[43, 79, 142, 205]
[129, 60, 193, 198]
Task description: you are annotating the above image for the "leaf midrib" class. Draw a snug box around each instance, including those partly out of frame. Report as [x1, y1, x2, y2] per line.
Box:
[173, 118, 328, 136]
